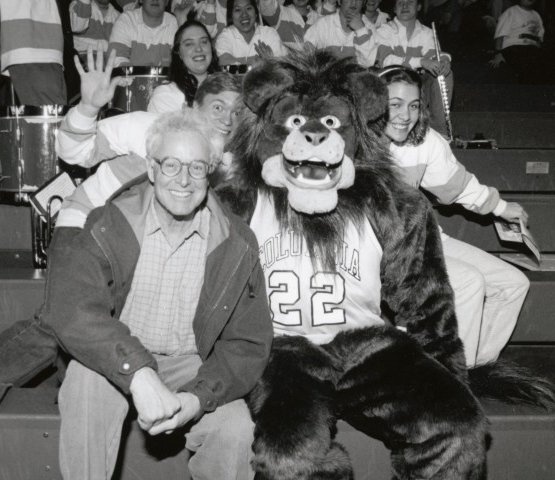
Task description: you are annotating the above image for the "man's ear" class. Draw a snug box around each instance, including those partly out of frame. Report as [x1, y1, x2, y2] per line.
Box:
[242, 60, 295, 114]
[347, 71, 388, 122]
[146, 156, 155, 183]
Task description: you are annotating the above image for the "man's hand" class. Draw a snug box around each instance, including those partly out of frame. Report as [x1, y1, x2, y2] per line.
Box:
[74, 47, 132, 117]
[147, 392, 202, 436]
[129, 367, 181, 431]
[421, 58, 443, 77]
[499, 202, 529, 226]
[438, 57, 451, 76]
[489, 52, 505, 68]
[346, 14, 364, 32]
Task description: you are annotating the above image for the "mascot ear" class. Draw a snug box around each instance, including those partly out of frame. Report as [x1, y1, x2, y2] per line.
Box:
[243, 60, 296, 114]
[347, 71, 388, 122]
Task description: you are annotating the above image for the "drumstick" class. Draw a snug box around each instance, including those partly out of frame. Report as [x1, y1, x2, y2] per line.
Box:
[431, 22, 453, 143]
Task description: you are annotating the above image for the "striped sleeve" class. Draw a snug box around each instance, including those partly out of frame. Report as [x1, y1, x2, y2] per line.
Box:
[56, 107, 156, 167]
[108, 12, 133, 66]
[69, 0, 92, 33]
[420, 129, 501, 215]
[57, 154, 147, 228]
[353, 26, 376, 68]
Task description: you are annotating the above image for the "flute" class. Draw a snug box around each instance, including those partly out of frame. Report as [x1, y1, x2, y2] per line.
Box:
[431, 22, 453, 143]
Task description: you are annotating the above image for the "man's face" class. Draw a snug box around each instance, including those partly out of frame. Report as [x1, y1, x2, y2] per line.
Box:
[141, 0, 169, 18]
[366, 0, 381, 13]
[148, 131, 210, 222]
[292, 0, 310, 9]
[395, 0, 420, 22]
[196, 91, 242, 139]
[339, 0, 366, 21]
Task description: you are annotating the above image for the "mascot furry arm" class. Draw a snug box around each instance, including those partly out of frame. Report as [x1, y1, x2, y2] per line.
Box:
[216, 50, 488, 479]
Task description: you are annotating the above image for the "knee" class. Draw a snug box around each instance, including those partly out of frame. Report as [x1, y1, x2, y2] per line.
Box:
[450, 264, 486, 299]
[215, 403, 254, 448]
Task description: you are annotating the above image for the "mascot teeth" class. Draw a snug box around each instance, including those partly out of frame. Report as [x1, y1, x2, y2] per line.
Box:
[283, 156, 340, 185]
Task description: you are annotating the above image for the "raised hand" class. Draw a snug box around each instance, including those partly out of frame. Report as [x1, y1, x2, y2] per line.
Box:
[129, 367, 182, 432]
[254, 41, 273, 58]
[74, 47, 132, 116]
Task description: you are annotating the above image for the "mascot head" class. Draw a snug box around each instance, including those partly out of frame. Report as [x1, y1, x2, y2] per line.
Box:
[235, 48, 388, 215]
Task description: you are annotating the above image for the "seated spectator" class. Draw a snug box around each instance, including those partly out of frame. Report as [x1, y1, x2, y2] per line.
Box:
[148, 19, 219, 112]
[108, 0, 178, 67]
[45, 108, 273, 479]
[364, 0, 389, 33]
[375, 0, 454, 139]
[259, 0, 336, 50]
[70, 0, 120, 62]
[490, 0, 546, 84]
[0, 0, 67, 105]
[215, 0, 286, 68]
[379, 65, 530, 367]
[304, 0, 377, 67]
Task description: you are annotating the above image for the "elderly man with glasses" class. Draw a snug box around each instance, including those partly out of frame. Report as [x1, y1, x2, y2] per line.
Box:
[38, 110, 273, 480]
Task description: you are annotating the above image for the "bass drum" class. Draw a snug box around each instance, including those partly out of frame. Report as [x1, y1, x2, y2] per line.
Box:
[0, 105, 68, 194]
[111, 66, 169, 113]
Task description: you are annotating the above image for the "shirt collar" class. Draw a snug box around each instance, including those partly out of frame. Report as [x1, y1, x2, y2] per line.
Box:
[145, 197, 211, 242]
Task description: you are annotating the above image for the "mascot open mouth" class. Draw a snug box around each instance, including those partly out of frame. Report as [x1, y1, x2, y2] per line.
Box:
[282, 156, 342, 187]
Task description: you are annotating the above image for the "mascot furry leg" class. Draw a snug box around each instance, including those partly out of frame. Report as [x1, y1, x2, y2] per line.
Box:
[248, 327, 487, 480]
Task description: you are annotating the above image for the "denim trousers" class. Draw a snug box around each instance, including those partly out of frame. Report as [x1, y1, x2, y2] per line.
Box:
[58, 355, 255, 480]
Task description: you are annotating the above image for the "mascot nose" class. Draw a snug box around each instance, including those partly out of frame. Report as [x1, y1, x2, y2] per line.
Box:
[303, 131, 329, 146]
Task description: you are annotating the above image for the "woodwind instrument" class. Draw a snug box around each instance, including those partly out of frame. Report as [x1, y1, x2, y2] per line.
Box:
[431, 22, 453, 142]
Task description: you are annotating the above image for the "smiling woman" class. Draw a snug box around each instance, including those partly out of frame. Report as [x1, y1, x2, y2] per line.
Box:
[147, 19, 219, 113]
[215, 0, 287, 67]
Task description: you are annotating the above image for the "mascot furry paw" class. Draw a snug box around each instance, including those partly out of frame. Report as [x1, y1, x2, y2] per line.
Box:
[217, 48, 489, 479]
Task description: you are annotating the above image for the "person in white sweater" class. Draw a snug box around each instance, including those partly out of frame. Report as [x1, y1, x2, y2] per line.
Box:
[148, 19, 219, 113]
[379, 65, 530, 367]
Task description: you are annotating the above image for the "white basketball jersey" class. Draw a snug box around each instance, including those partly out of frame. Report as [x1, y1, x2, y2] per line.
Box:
[250, 191, 384, 344]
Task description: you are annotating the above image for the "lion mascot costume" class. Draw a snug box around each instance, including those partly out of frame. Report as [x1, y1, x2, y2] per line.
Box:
[215, 49, 488, 479]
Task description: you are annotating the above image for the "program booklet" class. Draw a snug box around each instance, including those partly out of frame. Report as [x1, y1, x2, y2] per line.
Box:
[494, 219, 542, 268]
[28, 171, 76, 219]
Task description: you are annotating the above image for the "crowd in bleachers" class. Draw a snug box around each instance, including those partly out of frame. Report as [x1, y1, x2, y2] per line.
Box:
[0, 0, 552, 111]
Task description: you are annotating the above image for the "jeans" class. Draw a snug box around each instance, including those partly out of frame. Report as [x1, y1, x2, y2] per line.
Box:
[58, 355, 255, 480]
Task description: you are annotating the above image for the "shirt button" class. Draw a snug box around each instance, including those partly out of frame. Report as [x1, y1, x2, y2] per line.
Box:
[223, 305, 228, 311]
[100, 227, 106, 233]
[122, 363, 130, 371]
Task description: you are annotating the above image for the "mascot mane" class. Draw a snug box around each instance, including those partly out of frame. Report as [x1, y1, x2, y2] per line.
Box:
[225, 49, 406, 270]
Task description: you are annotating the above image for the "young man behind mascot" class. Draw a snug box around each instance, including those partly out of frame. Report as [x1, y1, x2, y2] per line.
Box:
[0, 48, 553, 479]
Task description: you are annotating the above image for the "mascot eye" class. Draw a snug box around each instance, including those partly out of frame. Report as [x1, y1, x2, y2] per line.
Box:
[321, 116, 341, 129]
[285, 115, 307, 129]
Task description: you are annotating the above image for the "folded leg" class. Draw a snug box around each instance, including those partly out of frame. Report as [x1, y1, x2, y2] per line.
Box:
[248, 335, 353, 480]
[326, 326, 488, 480]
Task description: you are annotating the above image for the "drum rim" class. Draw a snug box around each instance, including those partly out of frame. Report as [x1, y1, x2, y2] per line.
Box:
[111, 66, 169, 77]
[0, 105, 69, 117]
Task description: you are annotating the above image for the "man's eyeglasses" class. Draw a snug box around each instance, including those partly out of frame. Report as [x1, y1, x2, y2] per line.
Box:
[151, 157, 210, 179]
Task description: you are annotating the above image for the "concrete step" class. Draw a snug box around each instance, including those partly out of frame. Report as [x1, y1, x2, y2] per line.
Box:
[452, 84, 555, 112]
[0, 346, 553, 480]
[452, 112, 555, 149]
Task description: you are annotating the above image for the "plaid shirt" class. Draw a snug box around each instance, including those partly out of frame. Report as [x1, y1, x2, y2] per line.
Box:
[120, 199, 210, 355]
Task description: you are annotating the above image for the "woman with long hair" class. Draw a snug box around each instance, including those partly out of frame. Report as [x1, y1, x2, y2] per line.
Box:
[148, 19, 219, 112]
[379, 65, 530, 368]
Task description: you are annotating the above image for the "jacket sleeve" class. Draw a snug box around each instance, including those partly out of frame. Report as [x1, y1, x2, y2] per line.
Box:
[41, 223, 157, 393]
[378, 192, 467, 380]
[180, 255, 273, 413]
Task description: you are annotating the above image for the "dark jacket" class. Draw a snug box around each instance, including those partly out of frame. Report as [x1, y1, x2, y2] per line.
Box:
[40, 177, 273, 413]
